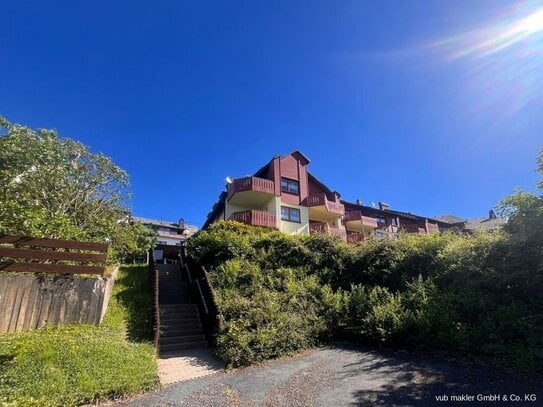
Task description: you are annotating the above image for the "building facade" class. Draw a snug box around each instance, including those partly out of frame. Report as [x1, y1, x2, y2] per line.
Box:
[134, 217, 199, 260]
[203, 151, 450, 241]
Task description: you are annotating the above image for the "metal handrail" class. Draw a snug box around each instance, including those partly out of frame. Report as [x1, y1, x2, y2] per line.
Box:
[180, 247, 224, 342]
[148, 249, 160, 349]
[195, 280, 209, 314]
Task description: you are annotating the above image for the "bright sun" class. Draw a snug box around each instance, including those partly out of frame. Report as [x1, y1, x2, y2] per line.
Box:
[513, 8, 543, 35]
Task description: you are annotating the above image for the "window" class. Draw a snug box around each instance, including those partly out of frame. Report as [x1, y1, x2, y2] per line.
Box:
[281, 178, 299, 194]
[281, 206, 301, 223]
[375, 230, 388, 240]
[156, 240, 167, 245]
[376, 215, 386, 224]
[391, 217, 398, 226]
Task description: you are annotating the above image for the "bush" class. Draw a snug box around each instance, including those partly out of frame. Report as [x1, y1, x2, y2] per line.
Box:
[189, 221, 543, 372]
[209, 259, 342, 367]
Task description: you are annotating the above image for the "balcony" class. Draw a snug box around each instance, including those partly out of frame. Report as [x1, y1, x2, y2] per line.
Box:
[229, 210, 277, 228]
[344, 211, 379, 231]
[346, 232, 364, 243]
[426, 222, 440, 233]
[227, 176, 275, 206]
[309, 222, 347, 240]
[305, 193, 345, 221]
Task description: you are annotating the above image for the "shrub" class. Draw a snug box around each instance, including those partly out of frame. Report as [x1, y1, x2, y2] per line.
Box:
[209, 259, 342, 367]
[189, 221, 543, 371]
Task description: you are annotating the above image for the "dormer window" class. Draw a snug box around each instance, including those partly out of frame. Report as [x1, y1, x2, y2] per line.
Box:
[281, 178, 299, 195]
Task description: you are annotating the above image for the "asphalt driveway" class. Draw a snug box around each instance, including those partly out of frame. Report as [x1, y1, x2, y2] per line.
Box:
[120, 344, 540, 406]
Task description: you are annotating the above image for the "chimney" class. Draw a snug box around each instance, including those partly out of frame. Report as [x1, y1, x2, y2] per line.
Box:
[356, 199, 362, 206]
[379, 202, 389, 211]
[178, 218, 185, 228]
[488, 209, 496, 220]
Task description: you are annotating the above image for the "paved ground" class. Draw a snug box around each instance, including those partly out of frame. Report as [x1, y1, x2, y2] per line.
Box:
[119, 344, 541, 406]
[157, 349, 225, 386]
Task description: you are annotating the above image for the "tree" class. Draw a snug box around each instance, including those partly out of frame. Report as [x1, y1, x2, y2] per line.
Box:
[498, 147, 543, 254]
[0, 116, 155, 262]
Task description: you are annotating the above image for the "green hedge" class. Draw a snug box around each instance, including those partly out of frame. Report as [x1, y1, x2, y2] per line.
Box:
[189, 221, 543, 371]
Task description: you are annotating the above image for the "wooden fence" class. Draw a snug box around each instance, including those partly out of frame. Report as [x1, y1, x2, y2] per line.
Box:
[0, 234, 113, 333]
[0, 234, 109, 275]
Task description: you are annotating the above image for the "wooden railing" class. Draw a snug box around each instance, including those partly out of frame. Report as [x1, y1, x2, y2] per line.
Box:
[344, 212, 379, 228]
[305, 193, 345, 215]
[426, 222, 440, 233]
[229, 210, 277, 228]
[180, 247, 224, 345]
[346, 232, 364, 243]
[309, 222, 347, 240]
[148, 249, 160, 349]
[227, 176, 275, 200]
[0, 235, 109, 275]
[401, 223, 420, 234]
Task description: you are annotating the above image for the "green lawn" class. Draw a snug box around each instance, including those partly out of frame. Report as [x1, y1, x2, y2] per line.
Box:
[0, 265, 159, 406]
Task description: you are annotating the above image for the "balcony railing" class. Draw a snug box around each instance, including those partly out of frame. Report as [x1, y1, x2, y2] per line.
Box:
[346, 232, 364, 243]
[426, 223, 440, 233]
[305, 193, 345, 216]
[227, 177, 275, 200]
[229, 210, 277, 228]
[344, 211, 379, 228]
[309, 222, 347, 240]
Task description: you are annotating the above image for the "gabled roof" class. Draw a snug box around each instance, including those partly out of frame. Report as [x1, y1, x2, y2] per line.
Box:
[202, 190, 227, 229]
[465, 217, 507, 231]
[282, 150, 310, 165]
[341, 199, 444, 224]
[133, 217, 182, 229]
[433, 214, 466, 224]
[308, 172, 339, 197]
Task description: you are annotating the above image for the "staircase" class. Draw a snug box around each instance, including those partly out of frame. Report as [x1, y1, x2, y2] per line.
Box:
[157, 264, 206, 355]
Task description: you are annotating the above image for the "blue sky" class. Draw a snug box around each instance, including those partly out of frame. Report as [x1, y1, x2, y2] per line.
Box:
[1, 1, 542, 226]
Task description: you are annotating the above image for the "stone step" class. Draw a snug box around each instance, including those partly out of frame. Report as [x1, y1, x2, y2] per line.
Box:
[159, 341, 207, 353]
[159, 299, 192, 305]
[161, 327, 203, 337]
[160, 304, 197, 311]
[161, 315, 200, 322]
[161, 321, 202, 331]
[160, 334, 206, 345]
[159, 297, 191, 303]
[161, 313, 200, 320]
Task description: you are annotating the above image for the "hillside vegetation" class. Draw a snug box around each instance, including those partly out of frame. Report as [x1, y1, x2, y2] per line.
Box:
[189, 149, 542, 370]
[0, 266, 158, 406]
[190, 223, 541, 371]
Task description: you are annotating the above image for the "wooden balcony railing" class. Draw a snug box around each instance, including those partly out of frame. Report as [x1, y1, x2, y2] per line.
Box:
[229, 210, 277, 228]
[309, 222, 347, 240]
[346, 233, 364, 243]
[344, 212, 379, 228]
[305, 193, 345, 216]
[426, 223, 440, 233]
[227, 177, 275, 200]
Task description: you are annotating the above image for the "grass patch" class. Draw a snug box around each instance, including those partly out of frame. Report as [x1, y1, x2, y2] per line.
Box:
[0, 265, 159, 406]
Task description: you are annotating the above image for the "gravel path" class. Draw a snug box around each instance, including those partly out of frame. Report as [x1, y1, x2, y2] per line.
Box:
[119, 344, 541, 406]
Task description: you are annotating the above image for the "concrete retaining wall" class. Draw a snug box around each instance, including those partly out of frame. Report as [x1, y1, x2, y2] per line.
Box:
[0, 271, 116, 333]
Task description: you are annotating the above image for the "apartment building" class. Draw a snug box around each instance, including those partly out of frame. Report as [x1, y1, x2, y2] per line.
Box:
[134, 217, 198, 260]
[203, 151, 446, 241]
